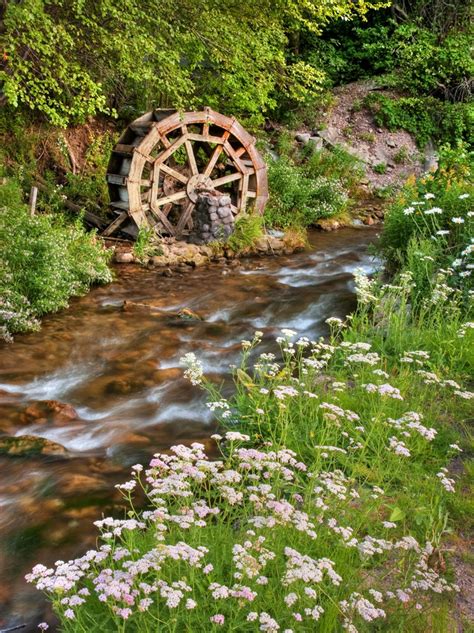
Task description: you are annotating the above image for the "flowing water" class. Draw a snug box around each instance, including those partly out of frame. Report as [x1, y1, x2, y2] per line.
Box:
[0, 227, 379, 629]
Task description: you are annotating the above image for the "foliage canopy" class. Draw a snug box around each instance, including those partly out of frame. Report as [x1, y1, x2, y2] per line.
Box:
[1, 0, 388, 127]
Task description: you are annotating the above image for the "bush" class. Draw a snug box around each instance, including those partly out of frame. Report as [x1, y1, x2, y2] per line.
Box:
[391, 24, 473, 101]
[364, 94, 474, 148]
[302, 144, 364, 193]
[0, 178, 113, 341]
[265, 154, 350, 229]
[227, 215, 264, 252]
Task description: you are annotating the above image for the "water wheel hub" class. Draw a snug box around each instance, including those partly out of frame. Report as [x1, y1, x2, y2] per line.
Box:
[186, 174, 214, 203]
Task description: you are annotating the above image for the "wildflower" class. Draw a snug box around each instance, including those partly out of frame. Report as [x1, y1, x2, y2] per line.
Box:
[437, 471, 455, 493]
[389, 437, 411, 457]
[274, 386, 299, 400]
[403, 207, 415, 215]
[180, 352, 204, 385]
[449, 443, 462, 452]
[424, 193, 435, 199]
[362, 383, 403, 400]
[382, 521, 396, 529]
[259, 612, 280, 631]
[454, 390, 474, 399]
[436, 230, 449, 236]
[451, 217, 464, 224]
[281, 329, 296, 338]
[346, 352, 380, 365]
[353, 269, 377, 304]
[210, 614, 225, 625]
[38, 625, 49, 631]
[424, 207, 442, 215]
[284, 593, 298, 606]
[459, 193, 470, 199]
[325, 317, 344, 327]
[225, 432, 250, 441]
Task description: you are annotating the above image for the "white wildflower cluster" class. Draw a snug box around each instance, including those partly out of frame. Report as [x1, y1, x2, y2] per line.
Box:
[457, 321, 474, 338]
[325, 316, 346, 329]
[180, 352, 204, 385]
[353, 268, 377, 304]
[400, 350, 430, 366]
[362, 383, 403, 400]
[386, 411, 437, 442]
[207, 399, 231, 416]
[436, 468, 455, 493]
[415, 370, 474, 399]
[388, 436, 411, 457]
[241, 330, 264, 350]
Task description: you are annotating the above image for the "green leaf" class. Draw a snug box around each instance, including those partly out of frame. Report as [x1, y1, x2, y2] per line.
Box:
[389, 507, 406, 522]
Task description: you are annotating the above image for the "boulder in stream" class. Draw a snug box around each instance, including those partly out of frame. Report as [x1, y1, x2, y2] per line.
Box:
[0, 434, 68, 457]
[21, 400, 79, 425]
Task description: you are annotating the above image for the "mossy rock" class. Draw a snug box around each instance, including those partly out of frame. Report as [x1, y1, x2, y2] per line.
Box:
[0, 434, 68, 457]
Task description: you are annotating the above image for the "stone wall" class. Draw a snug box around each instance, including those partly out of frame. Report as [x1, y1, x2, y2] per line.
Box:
[191, 188, 234, 243]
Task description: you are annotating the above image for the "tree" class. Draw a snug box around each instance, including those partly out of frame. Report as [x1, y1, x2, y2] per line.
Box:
[0, 0, 389, 127]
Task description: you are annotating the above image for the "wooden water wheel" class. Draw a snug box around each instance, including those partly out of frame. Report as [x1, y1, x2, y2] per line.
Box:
[105, 108, 268, 238]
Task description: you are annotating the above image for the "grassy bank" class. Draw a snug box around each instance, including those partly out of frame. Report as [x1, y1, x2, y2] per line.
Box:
[26, 146, 473, 632]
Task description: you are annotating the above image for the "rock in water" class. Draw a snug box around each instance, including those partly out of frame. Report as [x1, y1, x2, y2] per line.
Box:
[0, 434, 68, 456]
[21, 400, 79, 425]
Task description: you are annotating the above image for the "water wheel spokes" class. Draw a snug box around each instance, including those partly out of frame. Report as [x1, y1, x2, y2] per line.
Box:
[106, 108, 268, 238]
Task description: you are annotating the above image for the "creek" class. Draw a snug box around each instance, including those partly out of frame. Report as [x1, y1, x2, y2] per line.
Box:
[0, 227, 379, 629]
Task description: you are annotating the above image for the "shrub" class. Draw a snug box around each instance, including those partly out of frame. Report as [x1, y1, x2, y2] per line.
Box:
[373, 162, 387, 174]
[133, 227, 163, 262]
[391, 24, 473, 101]
[0, 177, 112, 340]
[227, 215, 264, 252]
[364, 93, 474, 148]
[302, 144, 364, 194]
[265, 148, 357, 228]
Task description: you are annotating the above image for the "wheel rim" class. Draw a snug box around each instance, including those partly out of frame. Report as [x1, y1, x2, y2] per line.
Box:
[107, 108, 268, 237]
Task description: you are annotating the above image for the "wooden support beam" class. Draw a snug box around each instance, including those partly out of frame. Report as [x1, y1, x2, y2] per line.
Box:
[101, 212, 128, 237]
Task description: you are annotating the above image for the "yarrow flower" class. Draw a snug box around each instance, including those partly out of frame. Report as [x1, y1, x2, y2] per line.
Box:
[181, 352, 204, 385]
[451, 217, 465, 224]
[225, 432, 250, 442]
[210, 614, 225, 625]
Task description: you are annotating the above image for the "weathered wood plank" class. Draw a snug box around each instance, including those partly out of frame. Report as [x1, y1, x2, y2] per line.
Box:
[212, 172, 242, 187]
[160, 163, 189, 184]
[101, 211, 128, 237]
[154, 190, 188, 207]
